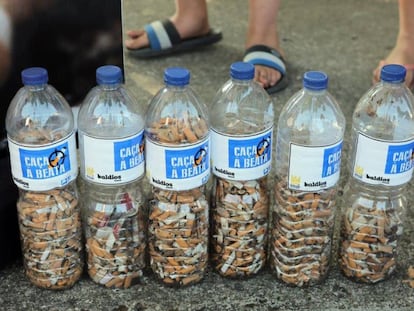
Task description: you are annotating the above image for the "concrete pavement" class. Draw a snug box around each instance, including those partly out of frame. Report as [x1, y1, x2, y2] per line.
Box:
[1, 0, 413, 310]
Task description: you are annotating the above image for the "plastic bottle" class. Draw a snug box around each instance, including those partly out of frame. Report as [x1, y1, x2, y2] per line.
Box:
[77, 65, 146, 288]
[210, 62, 274, 278]
[339, 64, 414, 283]
[270, 71, 345, 287]
[5, 67, 83, 289]
[145, 67, 210, 286]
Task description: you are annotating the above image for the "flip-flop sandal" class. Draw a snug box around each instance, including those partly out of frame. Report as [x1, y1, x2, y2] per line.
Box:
[127, 19, 222, 58]
[243, 44, 288, 94]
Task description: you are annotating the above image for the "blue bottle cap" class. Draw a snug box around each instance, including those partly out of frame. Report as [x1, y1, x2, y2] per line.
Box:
[230, 62, 254, 80]
[303, 71, 328, 91]
[164, 67, 190, 86]
[96, 65, 123, 85]
[380, 64, 406, 83]
[21, 67, 48, 85]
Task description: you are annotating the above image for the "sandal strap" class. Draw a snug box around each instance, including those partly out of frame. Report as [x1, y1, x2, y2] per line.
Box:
[243, 44, 286, 75]
[144, 20, 181, 51]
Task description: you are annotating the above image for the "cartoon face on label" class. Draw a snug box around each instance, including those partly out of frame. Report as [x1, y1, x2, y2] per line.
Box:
[20, 141, 71, 180]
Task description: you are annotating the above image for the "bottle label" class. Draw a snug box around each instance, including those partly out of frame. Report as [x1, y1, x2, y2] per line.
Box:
[211, 128, 272, 180]
[288, 140, 343, 191]
[80, 131, 145, 184]
[7, 132, 78, 191]
[145, 137, 210, 191]
[352, 132, 414, 186]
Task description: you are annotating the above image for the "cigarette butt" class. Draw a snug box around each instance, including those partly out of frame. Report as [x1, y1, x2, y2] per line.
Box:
[149, 208, 163, 220]
[105, 276, 120, 288]
[350, 241, 370, 251]
[124, 275, 133, 288]
[382, 257, 396, 272]
[167, 258, 179, 266]
[377, 217, 385, 238]
[304, 193, 314, 202]
[311, 195, 320, 209]
[163, 277, 174, 284]
[313, 209, 332, 218]
[346, 254, 358, 269]
[183, 127, 198, 143]
[192, 123, 205, 138]
[32, 213, 48, 223]
[89, 239, 107, 258]
[181, 273, 201, 286]
[176, 195, 194, 204]
[161, 210, 179, 221]
[179, 265, 195, 274]
[156, 229, 174, 239]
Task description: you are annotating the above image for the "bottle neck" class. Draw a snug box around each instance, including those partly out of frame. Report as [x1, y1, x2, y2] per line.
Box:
[380, 80, 405, 88]
[25, 84, 47, 91]
[231, 78, 252, 85]
[166, 84, 188, 91]
[303, 88, 327, 95]
[99, 83, 121, 91]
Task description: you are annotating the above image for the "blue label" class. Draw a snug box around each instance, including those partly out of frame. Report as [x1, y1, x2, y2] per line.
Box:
[113, 132, 145, 171]
[165, 142, 209, 179]
[385, 142, 414, 174]
[228, 134, 271, 169]
[19, 141, 71, 180]
[322, 142, 342, 177]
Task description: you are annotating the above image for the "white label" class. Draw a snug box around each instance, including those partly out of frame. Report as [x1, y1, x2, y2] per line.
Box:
[288, 140, 343, 191]
[145, 137, 210, 191]
[211, 128, 272, 180]
[8, 132, 78, 191]
[80, 131, 145, 184]
[353, 132, 414, 186]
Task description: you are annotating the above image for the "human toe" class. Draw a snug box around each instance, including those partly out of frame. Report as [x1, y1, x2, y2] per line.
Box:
[124, 31, 149, 50]
[255, 65, 282, 89]
[126, 29, 144, 38]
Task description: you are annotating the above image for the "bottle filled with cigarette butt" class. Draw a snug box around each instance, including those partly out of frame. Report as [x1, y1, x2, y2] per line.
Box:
[270, 71, 345, 287]
[5, 67, 83, 289]
[77, 65, 146, 289]
[145, 67, 210, 286]
[210, 62, 274, 278]
[339, 64, 414, 283]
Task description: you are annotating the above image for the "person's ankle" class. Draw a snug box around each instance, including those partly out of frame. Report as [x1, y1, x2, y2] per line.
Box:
[395, 35, 414, 57]
[170, 15, 210, 39]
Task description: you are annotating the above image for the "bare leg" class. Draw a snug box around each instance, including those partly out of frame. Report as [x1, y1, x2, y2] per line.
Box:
[246, 0, 283, 88]
[373, 0, 414, 87]
[125, 0, 210, 50]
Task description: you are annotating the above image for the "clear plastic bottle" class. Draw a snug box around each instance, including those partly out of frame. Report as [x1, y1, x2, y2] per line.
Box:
[270, 71, 345, 287]
[145, 67, 210, 286]
[5, 67, 83, 289]
[339, 64, 414, 283]
[210, 62, 274, 278]
[77, 65, 146, 288]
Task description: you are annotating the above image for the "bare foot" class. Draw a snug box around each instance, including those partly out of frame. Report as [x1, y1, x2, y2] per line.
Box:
[254, 63, 284, 89]
[125, 15, 210, 50]
[373, 37, 414, 87]
[245, 34, 285, 89]
[244, 43, 286, 89]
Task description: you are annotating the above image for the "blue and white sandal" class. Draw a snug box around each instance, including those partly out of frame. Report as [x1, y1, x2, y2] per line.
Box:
[243, 45, 289, 94]
[127, 19, 222, 58]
